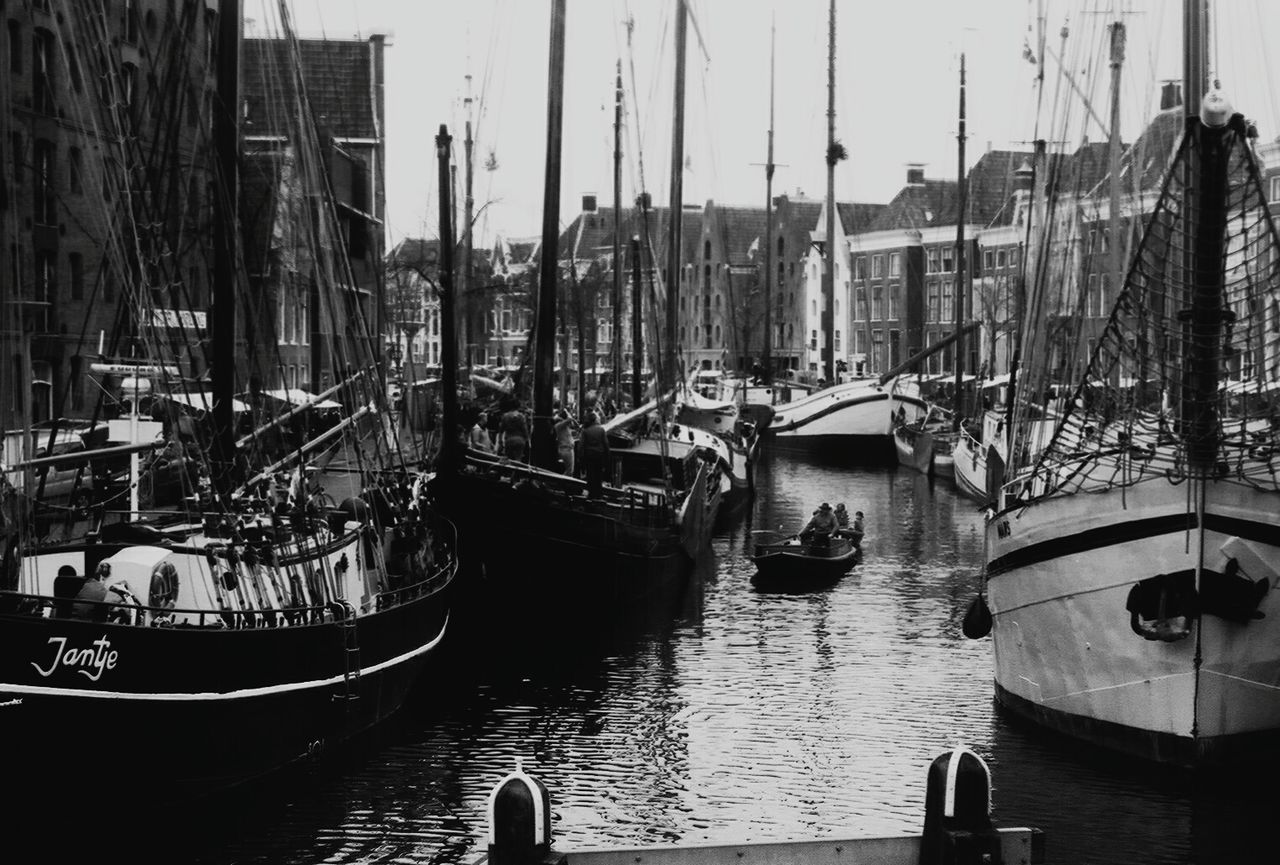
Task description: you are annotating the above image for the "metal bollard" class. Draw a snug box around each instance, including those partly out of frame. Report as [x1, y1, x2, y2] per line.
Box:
[486, 759, 565, 865]
[919, 747, 1002, 865]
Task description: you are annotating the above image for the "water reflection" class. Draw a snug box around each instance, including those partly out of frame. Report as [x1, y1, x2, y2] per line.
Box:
[50, 449, 1270, 864]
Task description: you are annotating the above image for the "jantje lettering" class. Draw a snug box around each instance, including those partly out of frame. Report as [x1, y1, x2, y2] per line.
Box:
[31, 636, 119, 682]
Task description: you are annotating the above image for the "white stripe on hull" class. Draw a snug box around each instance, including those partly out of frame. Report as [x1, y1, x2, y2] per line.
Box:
[951, 437, 986, 501]
[987, 478, 1280, 747]
[770, 384, 926, 439]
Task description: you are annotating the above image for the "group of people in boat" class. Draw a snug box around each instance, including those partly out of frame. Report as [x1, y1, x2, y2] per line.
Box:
[799, 502, 863, 546]
[462, 396, 615, 498]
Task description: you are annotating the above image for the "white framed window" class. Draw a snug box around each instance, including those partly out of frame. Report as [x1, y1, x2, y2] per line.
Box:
[889, 253, 901, 277]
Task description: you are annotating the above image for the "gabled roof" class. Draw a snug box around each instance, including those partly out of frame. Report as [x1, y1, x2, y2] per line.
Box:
[558, 205, 701, 269]
[869, 179, 961, 232]
[867, 149, 1035, 232]
[709, 205, 770, 267]
[243, 38, 382, 140]
[836, 202, 888, 235]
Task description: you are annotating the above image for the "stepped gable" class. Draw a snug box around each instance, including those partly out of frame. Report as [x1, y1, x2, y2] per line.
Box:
[243, 38, 380, 139]
[558, 205, 696, 272]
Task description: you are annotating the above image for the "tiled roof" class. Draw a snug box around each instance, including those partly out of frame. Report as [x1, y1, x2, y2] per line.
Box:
[868, 149, 1034, 231]
[710, 205, 770, 266]
[869, 179, 961, 231]
[559, 205, 700, 269]
[243, 38, 380, 140]
[836, 202, 887, 234]
[387, 238, 491, 277]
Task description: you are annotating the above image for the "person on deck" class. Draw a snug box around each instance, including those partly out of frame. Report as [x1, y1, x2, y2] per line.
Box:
[468, 408, 492, 453]
[499, 398, 530, 462]
[554, 403, 577, 476]
[580, 411, 611, 498]
[800, 503, 838, 543]
[71, 561, 111, 622]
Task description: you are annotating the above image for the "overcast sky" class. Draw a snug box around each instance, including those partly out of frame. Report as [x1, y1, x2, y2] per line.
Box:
[264, 0, 1280, 248]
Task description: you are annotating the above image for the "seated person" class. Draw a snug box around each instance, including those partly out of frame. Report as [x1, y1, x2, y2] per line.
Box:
[800, 502, 838, 544]
[71, 562, 111, 622]
[834, 503, 850, 529]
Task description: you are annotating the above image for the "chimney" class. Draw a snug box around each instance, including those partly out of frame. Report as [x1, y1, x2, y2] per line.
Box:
[582, 193, 598, 213]
[906, 164, 926, 186]
[1013, 159, 1034, 192]
[1161, 81, 1182, 111]
[635, 191, 652, 210]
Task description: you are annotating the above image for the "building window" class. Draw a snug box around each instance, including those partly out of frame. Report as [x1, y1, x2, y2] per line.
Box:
[811, 299, 817, 317]
[889, 252, 901, 277]
[1009, 248, 1019, 269]
[997, 249, 1007, 268]
[855, 287, 867, 321]
[872, 286, 883, 321]
[872, 254, 884, 278]
[927, 283, 939, 322]
[703, 263, 710, 291]
[124, 0, 140, 44]
[983, 249, 994, 271]
[8, 20, 21, 75]
[889, 285, 900, 320]
[714, 324, 721, 342]
[69, 147, 82, 194]
[1087, 273, 1102, 317]
[33, 28, 55, 114]
[872, 329, 884, 373]
[34, 251, 55, 331]
[69, 252, 83, 300]
[855, 255, 866, 279]
[810, 329, 818, 350]
[942, 248, 954, 272]
[941, 280, 954, 323]
[927, 249, 940, 274]
[835, 330, 841, 352]
[33, 139, 54, 226]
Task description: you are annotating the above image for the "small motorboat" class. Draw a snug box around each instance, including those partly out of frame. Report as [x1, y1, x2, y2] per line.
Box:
[751, 530, 860, 590]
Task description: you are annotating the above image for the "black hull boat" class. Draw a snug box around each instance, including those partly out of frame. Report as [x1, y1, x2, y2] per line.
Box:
[751, 532, 860, 590]
[433, 449, 719, 611]
[0, 510, 458, 799]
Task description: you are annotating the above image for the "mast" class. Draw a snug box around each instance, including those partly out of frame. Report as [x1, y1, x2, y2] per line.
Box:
[761, 16, 776, 379]
[211, 0, 241, 497]
[613, 60, 624, 404]
[821, 0, 836, 387]
[436, 128, 460, 470]
[1181, 0, 1228, 472]
[533, 0, 567, 470]
[1107, 21, 1126, 397]
[631, 235, 644, 409]
[463, 74, 475, 379]
[665, 0, 688, 399]
[952, 53, 967, 429]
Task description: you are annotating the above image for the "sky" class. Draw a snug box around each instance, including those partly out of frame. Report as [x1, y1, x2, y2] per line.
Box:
[262, 0, 1280, 249]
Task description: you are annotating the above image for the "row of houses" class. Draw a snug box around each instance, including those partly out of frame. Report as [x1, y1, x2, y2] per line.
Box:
[396, 86, 1280, 394]
[2, 0, 386, 427]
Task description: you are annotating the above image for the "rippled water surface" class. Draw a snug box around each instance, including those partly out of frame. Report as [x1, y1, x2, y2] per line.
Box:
[67, 451, 1269, 864]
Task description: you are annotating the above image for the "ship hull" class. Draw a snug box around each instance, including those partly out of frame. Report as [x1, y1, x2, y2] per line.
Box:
[0, 581, 453, 798]
[766, 381, 927, 462]
[986, 475, 1280, 768]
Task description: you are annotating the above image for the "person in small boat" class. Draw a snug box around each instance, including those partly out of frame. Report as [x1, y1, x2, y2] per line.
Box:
[852, 511, 865, 536]
[800, 503, 838, 544]
[834, 503, 850, 529]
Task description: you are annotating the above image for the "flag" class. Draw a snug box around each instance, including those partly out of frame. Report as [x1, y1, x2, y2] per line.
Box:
[747, 236, 760, 260]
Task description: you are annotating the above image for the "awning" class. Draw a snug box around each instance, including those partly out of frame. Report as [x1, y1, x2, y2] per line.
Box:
[263, 389, 342, 410]
[158, 391, 250, 414]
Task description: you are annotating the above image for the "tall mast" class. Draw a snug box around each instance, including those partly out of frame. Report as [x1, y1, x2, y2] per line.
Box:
[952, 53, 967, 429]
[211, 0, 241, 496]
[436, 126, 460, 470]
[1107, 21, 1126, 394]
[533, 0, 567, 469]
[463, 73, 475, 378]
[761, 16, 776, 379]
[1181, 0, 1228, 473]
[631, 235, 644, 409]
[821, 0, 836, 387]
[665, 0, 688, 399]
[613, 60, 624, 403]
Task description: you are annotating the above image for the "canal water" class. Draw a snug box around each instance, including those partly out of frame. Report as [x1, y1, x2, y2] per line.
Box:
[76, 450, 1267, 863]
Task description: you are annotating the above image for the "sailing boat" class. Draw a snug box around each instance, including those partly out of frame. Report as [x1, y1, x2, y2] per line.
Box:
[0, 1, 457, 797]
[431, 0, 719, 609]
[892, 55, 971, 479]
[763, 0, 928, 459]
[980, 1, 1280, 766]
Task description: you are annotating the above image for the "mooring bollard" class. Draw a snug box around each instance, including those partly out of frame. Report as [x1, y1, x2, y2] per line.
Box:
[920, 747, 1002, 865]
[486, 758, 565, 865]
